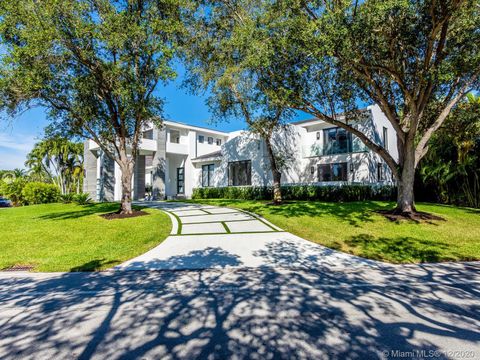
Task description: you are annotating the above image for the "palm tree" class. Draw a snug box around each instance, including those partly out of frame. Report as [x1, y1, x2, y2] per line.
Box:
[25, 138, 84, 194]
[1, 168, 27, 183]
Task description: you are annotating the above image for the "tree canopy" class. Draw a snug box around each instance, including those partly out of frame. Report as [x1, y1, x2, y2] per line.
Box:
[0, 0, 192, 212]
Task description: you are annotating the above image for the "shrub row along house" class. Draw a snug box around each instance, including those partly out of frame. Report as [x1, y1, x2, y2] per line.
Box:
[84, 105, 397, 201]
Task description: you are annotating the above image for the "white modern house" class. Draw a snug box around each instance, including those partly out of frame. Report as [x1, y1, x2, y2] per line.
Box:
[83, 104, 398, 201]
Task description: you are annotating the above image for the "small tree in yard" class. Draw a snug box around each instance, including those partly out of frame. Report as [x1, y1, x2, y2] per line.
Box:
[205, 0, 479, 216]
[186, 0, 293, 203]
[0, 0, 190, 213]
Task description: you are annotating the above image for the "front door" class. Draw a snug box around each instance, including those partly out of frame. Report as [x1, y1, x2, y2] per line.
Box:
[177, 167, 184, 194]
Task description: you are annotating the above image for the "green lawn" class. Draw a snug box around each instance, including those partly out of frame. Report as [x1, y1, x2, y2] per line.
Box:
[188, 200, 480, 263]
[0, 203, 171, 272]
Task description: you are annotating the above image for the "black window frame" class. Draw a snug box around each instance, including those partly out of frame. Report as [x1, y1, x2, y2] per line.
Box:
[202, 164, 215, 187]
[377, 162, 384, 181]
[216, 138, 222, 146]
[198, 135, 204, 143]
[207, 136, 214, 145]
[322, 127, 352, 155]
[382, 127, 388, 150]
[318, 162, 348, 182]
[228, 160, 252, 186]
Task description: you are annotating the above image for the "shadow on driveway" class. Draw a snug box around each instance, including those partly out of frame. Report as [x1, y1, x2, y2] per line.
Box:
[1, 257, 479, 359]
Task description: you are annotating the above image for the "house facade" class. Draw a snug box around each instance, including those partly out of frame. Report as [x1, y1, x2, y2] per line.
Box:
[83, 104, 398, 201]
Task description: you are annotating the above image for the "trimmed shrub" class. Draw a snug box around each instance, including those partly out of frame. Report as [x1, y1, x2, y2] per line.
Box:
[1, 179, 27, 206]
[21, 182, 60, 205]
[73, 193, 91, 205]
[192, 184, 396, 202]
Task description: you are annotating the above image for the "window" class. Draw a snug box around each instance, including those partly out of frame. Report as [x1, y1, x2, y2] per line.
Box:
[382, 127, 388, 150]
[216, 138, 222, 146]
[198, 135, 204, 143]
[170, 130, 180, 144]
[323, 127, 351, 155]
[228, 160, 252, 186]
[377, 163, 384, 181]
[143, 129, 153, 140]
[318, 162, 348, 182]
[202, 164, 215, 187]
[316, 132, 320, 140]
[207, 136, 213, 145]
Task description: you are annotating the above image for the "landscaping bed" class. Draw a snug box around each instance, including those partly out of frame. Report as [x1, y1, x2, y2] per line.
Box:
[0, 203, 171, 272]
[187, 199, 480, 264]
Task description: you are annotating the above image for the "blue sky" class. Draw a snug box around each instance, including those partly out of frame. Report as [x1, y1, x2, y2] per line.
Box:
[0, 63, 312, 170]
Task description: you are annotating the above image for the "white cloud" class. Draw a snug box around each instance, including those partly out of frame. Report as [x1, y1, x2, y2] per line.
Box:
[0, 131, 39, 170]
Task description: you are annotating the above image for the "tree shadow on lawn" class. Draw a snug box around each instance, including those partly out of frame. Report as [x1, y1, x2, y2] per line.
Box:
[1, 255, 480, 359]
[36, 203, 136, 221]
[241, 200, 393, 227]
[70, 259, 121, 272]
[344, 234, 470, 263]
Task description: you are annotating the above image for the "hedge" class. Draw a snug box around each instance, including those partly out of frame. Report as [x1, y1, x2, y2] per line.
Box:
[21, 182, 60, 205]
[192, 184, 397, 202]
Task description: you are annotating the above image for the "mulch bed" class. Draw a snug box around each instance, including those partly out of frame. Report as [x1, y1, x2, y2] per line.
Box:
[375, 209, 445, 222]
[2, 264, 35, 272]
[100, 210, 149, 220]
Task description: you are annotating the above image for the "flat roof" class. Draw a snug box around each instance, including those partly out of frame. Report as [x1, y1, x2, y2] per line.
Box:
[291, 108, 370, 126]
[164, 120, 231, 136]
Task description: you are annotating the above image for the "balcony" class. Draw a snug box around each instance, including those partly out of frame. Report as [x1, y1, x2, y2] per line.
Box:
[166, 142, 189, 155]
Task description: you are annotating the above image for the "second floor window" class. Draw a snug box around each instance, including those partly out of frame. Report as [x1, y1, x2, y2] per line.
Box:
[216, 138, 222, 146]
[198, 135, 204, 143]
[208, 136, 213, 145]
[323, 127, 351, 155]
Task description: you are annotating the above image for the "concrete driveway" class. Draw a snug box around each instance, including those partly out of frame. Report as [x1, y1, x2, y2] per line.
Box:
[116, 201, 379, 271]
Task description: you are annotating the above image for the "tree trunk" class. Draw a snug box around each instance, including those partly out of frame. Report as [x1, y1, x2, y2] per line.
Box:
[265, 138, 282, 204]
[395, 140, 417, 214]
[120, 164, 133, 214]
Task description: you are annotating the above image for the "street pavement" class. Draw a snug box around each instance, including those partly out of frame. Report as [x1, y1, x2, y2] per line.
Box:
[1, 262, 479, 359]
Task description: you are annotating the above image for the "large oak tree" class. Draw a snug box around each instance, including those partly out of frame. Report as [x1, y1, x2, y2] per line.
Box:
[0, 0, 190, 213]
[198, 0, 480, 214]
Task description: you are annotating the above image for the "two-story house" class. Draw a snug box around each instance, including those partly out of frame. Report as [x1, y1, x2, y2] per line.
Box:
[83, 104, 398, 201]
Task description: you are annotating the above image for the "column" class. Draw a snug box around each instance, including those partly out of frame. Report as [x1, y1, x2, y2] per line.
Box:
[151, 127, 166, 200]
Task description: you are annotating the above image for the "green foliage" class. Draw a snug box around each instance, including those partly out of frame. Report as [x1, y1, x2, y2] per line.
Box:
[73, 193, 91, 205]
[25, 136, 84, 195]
[0, 178, 27, 206]
[60, 193, 75, 203]
[192, 185, 396, 202]
[0, 0, 192, 211]
[417, 94, 480, 208]
[190, 0, 480, 211]
[21, 182, 60, 205]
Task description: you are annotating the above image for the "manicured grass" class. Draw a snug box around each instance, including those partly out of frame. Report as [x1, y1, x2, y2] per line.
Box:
[187, 199, 480, 263]
[0, 203, 171, 272]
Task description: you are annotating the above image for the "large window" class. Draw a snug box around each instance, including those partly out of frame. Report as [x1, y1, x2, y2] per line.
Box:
[228, 160, 252, 186]
[323, 127, 351, 155]
[318, 162, 348, 182]
[202, 164, 215, 187]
